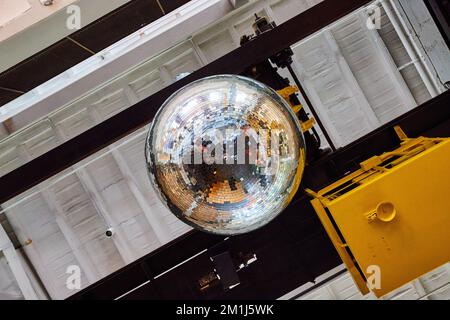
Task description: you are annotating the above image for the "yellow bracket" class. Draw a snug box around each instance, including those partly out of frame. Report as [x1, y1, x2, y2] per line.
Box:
[277, 85, 299, 99]
[292, 104, 303, 114]
[305, 188, 319, 198]
[360, 156, 382, 171]
[277, 85, 315, 132]
[394, 125, 408, 141]
[301, 118, 316, 133]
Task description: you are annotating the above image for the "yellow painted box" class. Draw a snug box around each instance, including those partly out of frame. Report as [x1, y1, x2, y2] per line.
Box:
[308, 135, 450, 297]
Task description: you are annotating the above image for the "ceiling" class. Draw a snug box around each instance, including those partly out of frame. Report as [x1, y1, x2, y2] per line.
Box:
[0, 0, 190, 107]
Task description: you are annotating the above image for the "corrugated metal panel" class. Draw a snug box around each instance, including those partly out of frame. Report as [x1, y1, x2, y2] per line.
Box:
[331, 11, 415, 124]
[0, 252, 24, 300]
[376, 6, 432, 105]
[292, 30, 380, 147]
[4, 190, 88, 298]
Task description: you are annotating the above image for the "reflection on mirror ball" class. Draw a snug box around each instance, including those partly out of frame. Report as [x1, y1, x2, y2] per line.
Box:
[145, 75, 306, 235]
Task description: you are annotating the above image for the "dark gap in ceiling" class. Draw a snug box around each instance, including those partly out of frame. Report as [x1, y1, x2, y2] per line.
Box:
[159, 0, 191, 14]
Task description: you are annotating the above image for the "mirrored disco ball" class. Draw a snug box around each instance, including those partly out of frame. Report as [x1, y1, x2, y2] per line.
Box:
[145, 75, 306, 235]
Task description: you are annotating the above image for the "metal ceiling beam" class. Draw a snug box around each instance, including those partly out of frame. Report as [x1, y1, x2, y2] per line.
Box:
[0, 0, 373, 204]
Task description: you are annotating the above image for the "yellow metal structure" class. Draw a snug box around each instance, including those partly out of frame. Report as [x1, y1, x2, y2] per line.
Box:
[277, 85, 315, 132]
[277, 85, 299, 99]
[300, 118, 316, 132]
[306, 128, 450, 297]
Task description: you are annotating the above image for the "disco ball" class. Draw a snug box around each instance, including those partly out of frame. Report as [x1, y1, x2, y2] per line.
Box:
[145, 75, 306, 235]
